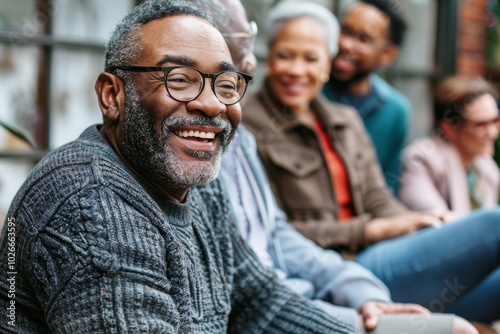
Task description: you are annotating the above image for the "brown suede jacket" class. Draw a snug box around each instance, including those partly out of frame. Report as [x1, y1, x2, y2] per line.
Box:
[243, 83, 408, 257]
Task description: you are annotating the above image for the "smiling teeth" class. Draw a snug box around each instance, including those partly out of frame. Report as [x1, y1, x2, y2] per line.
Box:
[175, 130, 216, 139]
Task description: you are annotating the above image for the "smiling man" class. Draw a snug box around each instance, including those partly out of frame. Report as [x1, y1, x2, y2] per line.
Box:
[98, 2, 246, 201]
[0, 1, 357, 333]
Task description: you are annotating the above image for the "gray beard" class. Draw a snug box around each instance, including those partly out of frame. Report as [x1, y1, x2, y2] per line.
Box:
[120, 81, 231, 189]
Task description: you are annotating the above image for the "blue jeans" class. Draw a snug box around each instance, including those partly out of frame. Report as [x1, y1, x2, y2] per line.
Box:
[356, 207, 500, 323]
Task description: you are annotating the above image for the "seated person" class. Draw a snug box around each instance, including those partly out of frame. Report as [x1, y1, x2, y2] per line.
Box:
[222, 126, 475, 334]
[242, 0, 500, 326]
[218, 1, 477, 333]
[0, 1, 359, 333]
[399, 75, 500, 218]
[322, 0, 411, 194]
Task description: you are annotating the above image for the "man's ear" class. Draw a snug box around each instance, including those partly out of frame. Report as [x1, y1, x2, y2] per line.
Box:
[379, 44, 399, 68]
[95, 72, 126, 123]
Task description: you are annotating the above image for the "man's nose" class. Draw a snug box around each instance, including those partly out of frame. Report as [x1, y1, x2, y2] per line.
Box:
[338, 34, 357, 52]
[187, 79, 226, 117]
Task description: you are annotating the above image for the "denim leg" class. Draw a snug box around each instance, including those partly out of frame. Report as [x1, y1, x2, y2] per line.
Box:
[356, 207, 500, 322]
[442, 267, 500, 322]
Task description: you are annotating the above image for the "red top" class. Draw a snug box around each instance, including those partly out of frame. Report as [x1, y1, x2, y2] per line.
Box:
[313, 121, 353, 221]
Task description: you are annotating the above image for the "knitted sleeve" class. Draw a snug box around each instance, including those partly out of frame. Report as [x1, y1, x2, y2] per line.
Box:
[227, 222, 357, 334]
[26, 185, 183, 333]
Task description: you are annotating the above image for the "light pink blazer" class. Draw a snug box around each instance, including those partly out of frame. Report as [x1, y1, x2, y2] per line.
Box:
[399, 136, 499, 218]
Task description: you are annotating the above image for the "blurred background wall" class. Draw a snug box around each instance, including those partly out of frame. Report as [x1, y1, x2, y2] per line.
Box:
[1, 0, 499, 221]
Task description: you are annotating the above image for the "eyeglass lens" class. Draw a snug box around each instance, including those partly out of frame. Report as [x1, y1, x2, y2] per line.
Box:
[470, 117, 500, 130]
[164, 67, 246, 105]
[340, 26, 390, 49]
[221, 21, 258, 39]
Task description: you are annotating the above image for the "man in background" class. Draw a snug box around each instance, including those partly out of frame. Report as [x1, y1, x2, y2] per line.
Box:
[322, 0, 410, 194]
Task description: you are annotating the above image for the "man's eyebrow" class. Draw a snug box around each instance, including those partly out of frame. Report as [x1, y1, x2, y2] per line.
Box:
[220, 61, 237, 72]
[157, 55, 237, 72]
[156, 55, 196, 67]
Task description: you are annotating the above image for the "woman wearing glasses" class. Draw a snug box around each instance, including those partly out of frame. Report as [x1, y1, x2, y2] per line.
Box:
[399, 75, 500, 219]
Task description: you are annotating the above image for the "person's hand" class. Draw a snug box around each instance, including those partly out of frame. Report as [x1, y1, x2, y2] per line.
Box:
[433, 210, 460, 224]
[358, 301, 430, 330]
[365, 212, 442, 243]
[453, 316, 478, 334]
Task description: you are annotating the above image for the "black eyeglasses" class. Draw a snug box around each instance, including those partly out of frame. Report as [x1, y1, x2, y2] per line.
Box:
[109, 65, 252, 105]
[340, 26, 392, 50]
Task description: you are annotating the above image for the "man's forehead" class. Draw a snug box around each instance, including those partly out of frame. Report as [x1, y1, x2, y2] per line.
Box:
[344, 3, 389, 25]
[137, 15, 233, 68]
[342, 3, 390, 34]
[139, 15, 216, 41]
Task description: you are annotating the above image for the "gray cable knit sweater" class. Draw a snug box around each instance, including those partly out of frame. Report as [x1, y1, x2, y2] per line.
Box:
[0, 125, 357, 333]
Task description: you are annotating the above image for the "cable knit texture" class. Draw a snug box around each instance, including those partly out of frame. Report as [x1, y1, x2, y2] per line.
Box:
[0, 125, 356, 334]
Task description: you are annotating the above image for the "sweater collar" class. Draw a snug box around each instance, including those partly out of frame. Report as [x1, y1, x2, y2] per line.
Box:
[153, 193, 192, 227]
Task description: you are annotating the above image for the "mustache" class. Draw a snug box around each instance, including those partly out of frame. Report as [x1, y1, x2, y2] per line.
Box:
[162, 116, 231, 130]
[161, 116, 234, 148]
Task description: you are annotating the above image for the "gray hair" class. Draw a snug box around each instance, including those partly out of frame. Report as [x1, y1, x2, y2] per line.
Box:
[104, 0, 214, 71]
[265, 1, 340, 57]
[186, 0, 230, 32]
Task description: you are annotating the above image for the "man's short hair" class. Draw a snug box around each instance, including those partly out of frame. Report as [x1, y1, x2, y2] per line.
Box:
[104, 0, 213, 71]
[361, 0, 408, 47]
